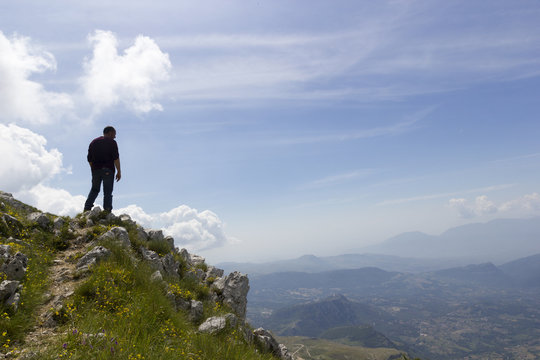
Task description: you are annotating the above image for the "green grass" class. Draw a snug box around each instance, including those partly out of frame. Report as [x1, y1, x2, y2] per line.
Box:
[277, 336, 404, 360]
[1, 202, 279, 360]
[34, 238, 276, 360]
[0, 212, 56, 352]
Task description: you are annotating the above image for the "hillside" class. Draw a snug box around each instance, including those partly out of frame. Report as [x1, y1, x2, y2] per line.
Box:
[0, 191, 292, 360]
[248, 258, 540, 359]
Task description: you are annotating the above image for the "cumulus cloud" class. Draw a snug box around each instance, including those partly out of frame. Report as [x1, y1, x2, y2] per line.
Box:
[0, 31, 73, 124]
[16, 184, 86, 216]
[114, 204, 231, 252]
[0, 123, 64, 193]
[449, 193, 540, 218]
[80, 30, 172, 115]
[500, 193, 540, 213]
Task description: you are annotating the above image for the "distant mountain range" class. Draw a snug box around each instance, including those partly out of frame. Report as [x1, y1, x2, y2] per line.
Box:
[362, 217, 540, 262]
[250, 253, 540, 359]
[219, 217, 540, 275]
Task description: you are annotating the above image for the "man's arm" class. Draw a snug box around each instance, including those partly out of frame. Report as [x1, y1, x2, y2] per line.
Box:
[114, 158, 121, 181]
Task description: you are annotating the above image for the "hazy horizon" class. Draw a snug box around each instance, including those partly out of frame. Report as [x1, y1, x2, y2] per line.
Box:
[1, 1, 539, 264]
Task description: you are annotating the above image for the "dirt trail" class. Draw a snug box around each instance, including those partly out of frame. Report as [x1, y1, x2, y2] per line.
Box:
[20, 235, 91, 355]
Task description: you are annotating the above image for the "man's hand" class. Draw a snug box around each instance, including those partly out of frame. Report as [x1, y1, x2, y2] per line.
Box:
[116, 171, 121, 182]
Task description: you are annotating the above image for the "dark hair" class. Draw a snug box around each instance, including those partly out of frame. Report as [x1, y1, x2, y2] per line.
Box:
[103, 126, 116, 135]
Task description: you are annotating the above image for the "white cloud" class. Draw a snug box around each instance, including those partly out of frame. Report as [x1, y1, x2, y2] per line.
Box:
[449, 193, 540, 219]
[16, 184, 86, 216]
[500, 193, 540, 213]
[0, 31, 73, 124]
[80, 30, 172, 115]
[0, 124, 64, 193]
[114, 204, 231, 252]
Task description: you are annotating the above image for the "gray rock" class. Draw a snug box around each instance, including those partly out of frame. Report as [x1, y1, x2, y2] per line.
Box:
[277, 344, 294, 360]
[161, 254, 180, 278]
[134, 227, 148, 242]
[6, 292, 21, 310]
[253, 328, 293, 360]
[105, 212, 118, 222]
[166, 290, 191, 311]
[2, 213, 22, 229]
[119, 214, 135, 227]
[164, 236, 175, 250]
[28, 212, 51, 229]
[119, 214, 132, 222]
[0, 244, 11, 257]
[53, 217, 65, 230]
[147, 229, 164, 242]
[140, 246, 164, 272]
[221, 271, 250, 318]
[189, 254, 206, 266]
[178, 248, 190, 263]
[189, 300, 204, 322]
[198, 313, 238, 334]
[206, 266, 224, 280]
[0, 280, 20, 302]
[150, 270, 163, 282]
[87, 206, 102, 219]
[0, 251, 28, 280]
[77, 246, 111, 271]
[184, 268, 206, 283]
[98, 227, 131, 247]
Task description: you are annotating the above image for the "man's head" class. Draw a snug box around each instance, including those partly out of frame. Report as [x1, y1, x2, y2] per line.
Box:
[103, 126, 116, 139]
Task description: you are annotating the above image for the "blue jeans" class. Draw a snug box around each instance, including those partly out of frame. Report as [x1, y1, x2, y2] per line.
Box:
[84, 168, 115, 211]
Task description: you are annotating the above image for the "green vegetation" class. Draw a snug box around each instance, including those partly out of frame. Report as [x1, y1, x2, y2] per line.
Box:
[1, 200, 55, 352]
[277, 336, 403, 360]
[1, 195, 278, 360]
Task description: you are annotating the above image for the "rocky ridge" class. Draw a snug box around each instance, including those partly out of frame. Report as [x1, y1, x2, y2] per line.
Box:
[0, 191, 292, 360]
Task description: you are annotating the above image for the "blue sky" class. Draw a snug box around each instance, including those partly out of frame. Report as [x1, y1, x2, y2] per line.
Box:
[1, 0, 539, 263]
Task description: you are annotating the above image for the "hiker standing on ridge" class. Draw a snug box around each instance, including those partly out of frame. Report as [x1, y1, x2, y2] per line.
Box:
[84, 126, 121, 212]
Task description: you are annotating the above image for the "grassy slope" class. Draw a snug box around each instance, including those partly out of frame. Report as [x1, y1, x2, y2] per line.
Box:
[276, 336, 403, 360]
[0, 194, 276, 360]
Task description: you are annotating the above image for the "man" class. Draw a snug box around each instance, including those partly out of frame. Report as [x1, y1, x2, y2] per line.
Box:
[84, 126, 121, 212]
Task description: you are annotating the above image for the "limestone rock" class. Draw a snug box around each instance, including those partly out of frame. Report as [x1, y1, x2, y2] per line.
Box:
[189, 300, 204, 323]
[148, 229, 164, 242]
[119, 214, 135, 227]
[206, 266, 224, 280]
[98, 226, 131, 247]
[189, 254, 206, 266]
[169, 292, 191, 311]
[150, 270, 163, 282]
[198, 313, 238, 334]
[0, 249, 28, 281]
[28, 212, 51, 229]
[161, 254, 180, 278]
[6, 292, 21, 310]
[86, 206, 102, 219]
[77, 246, 111, 271]
[2, 213, 22, 230]
[178, 248, 190, 263]
[0, 244, 11, 257]
[222, 271, 250, 318]
[253, 328, 293, 360]
[164, 236, 175, 250]
[0, 280, 20, 302]
[135, 226, 149, 242]
[184, 268, 205, 282]
[140, 247, 164, 272]
[53, 217, 65, 230]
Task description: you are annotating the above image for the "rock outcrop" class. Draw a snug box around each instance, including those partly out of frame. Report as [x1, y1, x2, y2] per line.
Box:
[0, 194, 294, 359]
[76, 245, 111, 272]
